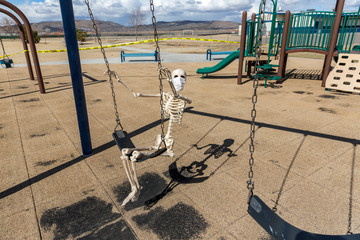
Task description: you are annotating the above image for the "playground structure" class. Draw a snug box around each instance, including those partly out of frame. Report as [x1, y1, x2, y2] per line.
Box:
[196, 0, 284, 83]
[278, 6, 360, 87]
[196, 0, 360, 88]
[0, 0, 45, 93]
[325, 53, 360, 93]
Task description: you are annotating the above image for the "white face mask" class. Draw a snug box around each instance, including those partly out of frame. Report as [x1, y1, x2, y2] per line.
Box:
[172, 69, 186, 92]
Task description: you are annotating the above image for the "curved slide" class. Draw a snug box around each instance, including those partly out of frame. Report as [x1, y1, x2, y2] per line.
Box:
[196, 50, 239, 75]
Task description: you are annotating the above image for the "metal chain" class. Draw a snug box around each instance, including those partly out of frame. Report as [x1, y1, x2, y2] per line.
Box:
[247, 0, 266, 204]
[150, 0, 167, 147]
[84, 0, 123, 131]
[0, 36, 8, 58]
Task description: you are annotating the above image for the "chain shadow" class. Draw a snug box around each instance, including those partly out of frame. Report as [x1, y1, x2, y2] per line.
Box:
[0, 118, 167, 199]
[0, 74, 106, 100]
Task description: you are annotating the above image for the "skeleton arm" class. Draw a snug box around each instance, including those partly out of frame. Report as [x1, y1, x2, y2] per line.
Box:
[134, 93, 191, 104]
[134, 93, 161, 98]
[193, 143, 212, 150]
[174, 94, 192, 104]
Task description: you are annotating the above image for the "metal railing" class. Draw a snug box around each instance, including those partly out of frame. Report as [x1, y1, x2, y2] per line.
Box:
[287, 11, 336, 51]
[337, 8, 360, 53]
[286, 9, 360, 52]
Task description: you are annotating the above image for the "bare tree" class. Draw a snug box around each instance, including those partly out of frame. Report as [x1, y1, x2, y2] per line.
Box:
[129, 7, 146, 41]
[1, 17, 19, 37]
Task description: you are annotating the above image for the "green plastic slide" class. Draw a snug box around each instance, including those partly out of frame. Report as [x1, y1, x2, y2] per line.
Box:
[196, 50, 239, 75]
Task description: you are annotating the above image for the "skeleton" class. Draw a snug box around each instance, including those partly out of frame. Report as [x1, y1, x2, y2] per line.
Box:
[109, 68, 191, 206]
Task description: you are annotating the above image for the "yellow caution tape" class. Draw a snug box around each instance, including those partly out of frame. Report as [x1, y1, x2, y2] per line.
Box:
[3, 38, 240, 56]
[0, 50, 28, 58]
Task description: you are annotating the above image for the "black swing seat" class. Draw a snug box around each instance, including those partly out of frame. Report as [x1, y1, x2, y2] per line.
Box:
[248, 195, 360, 240]
[112, 130, 167, 162]
[0, 58, 13, 68]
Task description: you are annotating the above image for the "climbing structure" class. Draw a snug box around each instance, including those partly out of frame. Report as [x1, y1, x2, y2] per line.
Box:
[325, 53, 360, 93]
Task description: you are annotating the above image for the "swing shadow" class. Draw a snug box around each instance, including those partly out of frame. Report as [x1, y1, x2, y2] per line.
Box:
[184, 107, 360, 145]
[0, 74, 106, 100]
[0, 73, 71, 84]
[272, 134, 307, 211]
[144, 105, 360, 209]
[249, 143, 359, 240]
[144, 138, 239, 209]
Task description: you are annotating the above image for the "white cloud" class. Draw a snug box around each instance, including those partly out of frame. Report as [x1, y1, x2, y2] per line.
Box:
[346, 0, 360, 10]
[4, 0, 359, 25]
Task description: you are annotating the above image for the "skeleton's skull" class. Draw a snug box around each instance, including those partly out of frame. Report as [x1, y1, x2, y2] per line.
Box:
[172, 69, 186, 92]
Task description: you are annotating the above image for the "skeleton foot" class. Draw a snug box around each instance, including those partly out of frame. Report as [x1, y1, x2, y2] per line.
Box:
[121, 185, 143, 206]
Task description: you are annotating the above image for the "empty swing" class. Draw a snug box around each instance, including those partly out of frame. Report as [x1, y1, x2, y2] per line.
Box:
[246, 1, 360, 239]
[0, 36, 14, 68]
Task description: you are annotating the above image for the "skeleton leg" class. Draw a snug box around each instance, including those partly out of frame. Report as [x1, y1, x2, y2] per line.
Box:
[164, 116, 175, 157]
[129, 151, 143, 202]
[120, 148, 148, 206]
[121, 149, 136, 188]
[121, 149, 137, 206]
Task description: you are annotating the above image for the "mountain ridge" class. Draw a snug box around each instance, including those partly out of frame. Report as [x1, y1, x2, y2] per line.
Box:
[29, 19, 240, 34]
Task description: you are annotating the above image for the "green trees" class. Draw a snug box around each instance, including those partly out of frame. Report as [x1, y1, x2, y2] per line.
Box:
[76, 29, 88, 43]
[24, 27, 41, 43]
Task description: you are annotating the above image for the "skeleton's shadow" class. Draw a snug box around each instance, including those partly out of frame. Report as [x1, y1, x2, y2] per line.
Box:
[144, 139, 236, 209]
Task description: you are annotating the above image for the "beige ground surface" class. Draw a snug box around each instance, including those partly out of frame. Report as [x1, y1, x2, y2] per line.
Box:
[1, 37, 360, 240]
[1, 36, 240, 64]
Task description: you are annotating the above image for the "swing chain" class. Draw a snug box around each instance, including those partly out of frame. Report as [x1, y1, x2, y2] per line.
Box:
[247, 0, 266, 204]
[150, 0, 162, 70]
[0, 36, 9, 59]
[150, 0, 167, 148]
[85, 0, 123, 131]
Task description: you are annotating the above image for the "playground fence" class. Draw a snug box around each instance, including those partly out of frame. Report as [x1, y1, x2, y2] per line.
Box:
[286, 10, 360, 53]
[287, 11, 336, 51]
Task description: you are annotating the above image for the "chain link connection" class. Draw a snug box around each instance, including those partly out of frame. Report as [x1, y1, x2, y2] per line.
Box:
[150, 0, 167, 148]
[247, 0, 266, 204]
[85, 0, 123, 132]
[0, 36, 9, 59]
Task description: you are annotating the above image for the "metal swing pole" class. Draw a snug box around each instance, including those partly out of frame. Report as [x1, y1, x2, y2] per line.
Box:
[59, 0, 92, 155]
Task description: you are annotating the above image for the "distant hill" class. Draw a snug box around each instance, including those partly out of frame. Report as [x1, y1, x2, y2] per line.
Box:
[31, 20, 127, 34]
[29, 20, 239, 34]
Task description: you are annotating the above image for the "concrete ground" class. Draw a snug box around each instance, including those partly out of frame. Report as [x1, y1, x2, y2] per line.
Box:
[1, 44, 360, 240]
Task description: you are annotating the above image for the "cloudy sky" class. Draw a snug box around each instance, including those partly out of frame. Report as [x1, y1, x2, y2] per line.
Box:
[2, 0, 360, 25]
